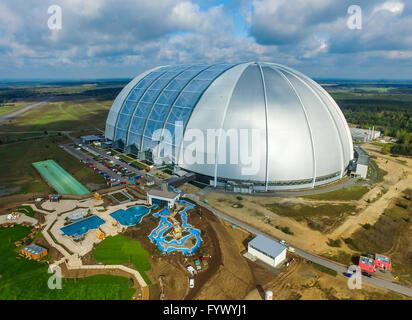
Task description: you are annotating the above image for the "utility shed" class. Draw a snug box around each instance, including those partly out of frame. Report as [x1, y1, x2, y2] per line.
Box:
[353, 145, 370, 179]
[248, 235, 287, 267]
[20, 244, 48, 260]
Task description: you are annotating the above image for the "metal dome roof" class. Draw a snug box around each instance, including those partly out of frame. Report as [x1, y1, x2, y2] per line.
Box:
[105, 62, 353, 190]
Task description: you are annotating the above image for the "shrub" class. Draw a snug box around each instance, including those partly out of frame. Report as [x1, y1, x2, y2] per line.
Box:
[396, 202, 408, 210]
[327, 239, 342, 247]
[344, 238, 353, 245]
[281, 226, 293, 235]
[363, 223, 372, 230]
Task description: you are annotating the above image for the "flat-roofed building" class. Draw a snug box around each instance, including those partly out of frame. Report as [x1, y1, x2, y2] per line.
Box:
[248, 235, 287, 267]
[81, 135, 103, 144]
[20, 244, 48, 260]
[147, 184, 180, 208]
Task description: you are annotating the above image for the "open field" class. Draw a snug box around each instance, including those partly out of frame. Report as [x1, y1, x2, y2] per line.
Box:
[0, 225, 136, 300]
[0, 136, 106, 196]
[33, 160, 90, 195]
[0, 98, 112, 133]
[244, 257, 409, 300]
[348, 189, 412, 286]
[0, 102, 31, 117]
[93, 235, 152, 285]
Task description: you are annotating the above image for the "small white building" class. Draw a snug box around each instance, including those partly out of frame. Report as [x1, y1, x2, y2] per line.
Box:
[248, 235, 287, 267]
[147, 184, 180, 208]
[352, 145, 370, 179]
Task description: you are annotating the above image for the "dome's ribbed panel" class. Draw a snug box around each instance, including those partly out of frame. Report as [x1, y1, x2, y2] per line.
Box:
[105, 62, 354, 190]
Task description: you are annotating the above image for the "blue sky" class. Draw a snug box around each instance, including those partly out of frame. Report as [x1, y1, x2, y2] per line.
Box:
[0, 0, 411, 79]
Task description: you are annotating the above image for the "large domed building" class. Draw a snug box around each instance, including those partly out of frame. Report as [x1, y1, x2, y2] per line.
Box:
[105, 62, 353, 191]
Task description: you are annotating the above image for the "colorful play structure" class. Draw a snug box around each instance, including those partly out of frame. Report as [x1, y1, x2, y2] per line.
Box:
[94, 192, 102, 200]
[95, 228, 106, 240]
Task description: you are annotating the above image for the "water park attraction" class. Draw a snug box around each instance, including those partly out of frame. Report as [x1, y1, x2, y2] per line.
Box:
[33, 160, 90, 195]
[149, 200, 202, 255]
[110, 205, 155, 226]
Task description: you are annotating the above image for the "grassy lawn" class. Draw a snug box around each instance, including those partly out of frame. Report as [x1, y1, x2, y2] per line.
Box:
[0, 136, 106, 195]
[371, 159, 388, 183]
[111, 192, 130, 202]
[302, 186, 370, 201]
[0, 226, 135, 299]
[0, 102, 29, 116]
[93, 235, 152, 285]
[16, 206, 36, 217]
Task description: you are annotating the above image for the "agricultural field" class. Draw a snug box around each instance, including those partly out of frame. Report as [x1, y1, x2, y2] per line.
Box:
[0, 225, 135, 300]
[347, 189, 412, 286]
[0, 102, 31, 117]
[0, 136, 106, 196]
[93, 235, 152, 285]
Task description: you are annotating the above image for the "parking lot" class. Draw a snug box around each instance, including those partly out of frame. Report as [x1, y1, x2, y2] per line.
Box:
[61, 143, 162, 188]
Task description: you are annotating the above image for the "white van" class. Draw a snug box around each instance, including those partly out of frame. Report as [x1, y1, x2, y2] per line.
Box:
[189, 278, 194, 288]
[113, 155, 120, 160]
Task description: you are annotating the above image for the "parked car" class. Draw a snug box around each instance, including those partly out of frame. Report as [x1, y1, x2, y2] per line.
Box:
[287, 246, 295, 253]
[189, 278, 195, 288]
[343, 272, 353, 278]
[361, 271, 372, 278]
[280, 240, 288, 246]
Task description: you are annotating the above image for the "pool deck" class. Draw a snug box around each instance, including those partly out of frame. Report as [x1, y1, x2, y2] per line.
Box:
[21, 198, 151, 291]
[48, 199, 149, 256]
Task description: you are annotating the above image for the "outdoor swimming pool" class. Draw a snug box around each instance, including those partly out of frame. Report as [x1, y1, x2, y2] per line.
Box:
[148, 200, 202, 255]
[110, 205, 156, 226]
[61, 215, 105, 237]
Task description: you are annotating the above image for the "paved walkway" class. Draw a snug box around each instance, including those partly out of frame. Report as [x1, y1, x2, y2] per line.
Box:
[29, 199, 150, 297]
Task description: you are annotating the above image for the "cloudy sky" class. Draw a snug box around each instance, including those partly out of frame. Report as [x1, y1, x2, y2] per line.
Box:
[1, 0, 411, 79]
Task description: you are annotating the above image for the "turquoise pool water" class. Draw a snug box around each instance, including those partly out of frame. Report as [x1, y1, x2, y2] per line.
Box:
[110, 205, 156, 226]
[61, 215, 105, 237]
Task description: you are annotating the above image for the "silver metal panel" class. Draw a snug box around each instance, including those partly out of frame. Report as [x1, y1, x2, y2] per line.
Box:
[216, 64, 267, 182]
[178, 63, 252, 178]
[279, 69, 342, 177]
[262, 66, 314, 182]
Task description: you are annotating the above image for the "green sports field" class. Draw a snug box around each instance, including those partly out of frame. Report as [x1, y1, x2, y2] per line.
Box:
[32, 160, 90, 195]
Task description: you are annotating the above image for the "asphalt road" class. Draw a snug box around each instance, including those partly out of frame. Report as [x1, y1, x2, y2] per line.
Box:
[0, 97, 54, 126]
[185, 194, 412, 298]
